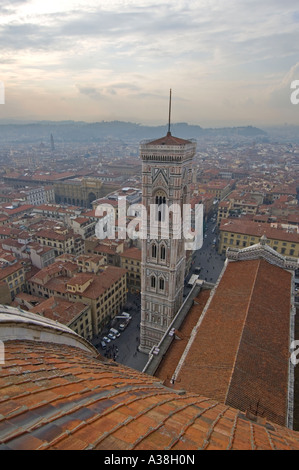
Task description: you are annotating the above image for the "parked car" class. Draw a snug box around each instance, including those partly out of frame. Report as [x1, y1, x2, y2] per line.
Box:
[107, 333, 116, 340]
[110, 328, 120, 337]
[122, 312, 132, 320]
[103, 336, 111, 343]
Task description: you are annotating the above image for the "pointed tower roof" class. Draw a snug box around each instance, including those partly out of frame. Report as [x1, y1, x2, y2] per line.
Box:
[146, 132, 192, 146]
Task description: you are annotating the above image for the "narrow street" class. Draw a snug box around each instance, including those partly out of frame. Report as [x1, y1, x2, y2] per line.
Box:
[185, 216, 225, 290]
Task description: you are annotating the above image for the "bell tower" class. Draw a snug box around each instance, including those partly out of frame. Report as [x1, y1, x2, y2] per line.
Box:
[139, 91, 197, 353]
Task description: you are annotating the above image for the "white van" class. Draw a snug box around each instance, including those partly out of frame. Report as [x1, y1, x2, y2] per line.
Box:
[110, 328, 120, 337]
[122, 312, 132, 320]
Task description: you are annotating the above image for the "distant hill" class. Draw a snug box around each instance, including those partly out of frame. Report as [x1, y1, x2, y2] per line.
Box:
[261, 125, 299, 143]
[0, 120, 267, 144]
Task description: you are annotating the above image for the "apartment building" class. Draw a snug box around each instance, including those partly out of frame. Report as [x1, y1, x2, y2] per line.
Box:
[28, 261, 127, 336]
[198, 179, 233, 201]
[30, 296, 93, 341]
[29, 243, 56, 269]
[69, 216, 96, 240]
[120, 247, 141, 293]
[35, 227, 75, 257]
[19, 186, 55, 205]
[216, 190, 264, 226]
[85, 238, 126, 266]
[191, 193, 215, 221]
[0, 227, 15, 240]
[219, 218, 299, 258]
[0, 203, 34, 220]
[76, 253, 105, 273]
[32, 204, 82, 221]
[217, 200, 231, 226]
[0, 259, 26, 303]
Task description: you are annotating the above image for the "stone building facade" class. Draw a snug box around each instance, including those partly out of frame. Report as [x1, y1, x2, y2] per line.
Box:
[139, 131, 196, 353]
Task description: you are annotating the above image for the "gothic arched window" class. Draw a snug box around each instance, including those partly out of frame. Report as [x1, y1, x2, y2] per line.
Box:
[160, 244, 166, 260]
[151, 276, 156, 288]
[155, 195, 166, 205]
[159, 278, 165, 291]
[154, 190, 167, 222]
[151, 244, 157, 258]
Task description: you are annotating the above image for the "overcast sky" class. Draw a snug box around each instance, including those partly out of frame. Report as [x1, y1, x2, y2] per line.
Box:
[0, 0, 299, 127]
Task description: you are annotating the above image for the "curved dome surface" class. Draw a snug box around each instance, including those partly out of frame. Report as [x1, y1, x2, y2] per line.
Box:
[1, 339, 299, 451]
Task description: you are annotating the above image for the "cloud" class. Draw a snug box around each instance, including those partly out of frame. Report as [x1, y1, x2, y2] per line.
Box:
[1, 0, 299, 125]
[77, 86, 102, 100]
[0, 0, 31, 14]
[1, 1, 298, 67]
[268, 62, 299, 108]
[76, 83, 144, 100]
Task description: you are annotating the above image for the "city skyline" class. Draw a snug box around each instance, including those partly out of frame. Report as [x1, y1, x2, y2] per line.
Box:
[0, 0, 299, 127]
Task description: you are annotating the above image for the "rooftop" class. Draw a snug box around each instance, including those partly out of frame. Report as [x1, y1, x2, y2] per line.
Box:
[30, 297, 89, 325]
[220, 218, 299, 244]
[0, 260, 24, 282]
[1, 325, 299, 450]
[120, 247, 141, 261]
[30, 266, 127, 300]
[36, 229, 74, 241]
[145, 132, 193, 147]
[171, 258, 293, 427]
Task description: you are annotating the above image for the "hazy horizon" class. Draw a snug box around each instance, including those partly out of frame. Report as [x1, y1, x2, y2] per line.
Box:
[0, 1, 299, 128]
[0, 117, 297, 130]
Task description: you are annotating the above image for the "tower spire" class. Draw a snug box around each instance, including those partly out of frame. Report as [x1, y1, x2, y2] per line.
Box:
[167, 88, 172, 135]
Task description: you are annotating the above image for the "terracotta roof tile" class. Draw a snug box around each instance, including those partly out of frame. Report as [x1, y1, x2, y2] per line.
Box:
[120, 247, 141, 260]
[146, 132, 192, 147]
[1, 339, 299, 450]
[30, 297, 89, 325]
[220, 218, 299, 243]
[173, 258, 292, 427]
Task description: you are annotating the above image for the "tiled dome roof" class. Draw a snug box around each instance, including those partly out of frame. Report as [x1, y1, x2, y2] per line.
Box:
[1, 338, 299, 450]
